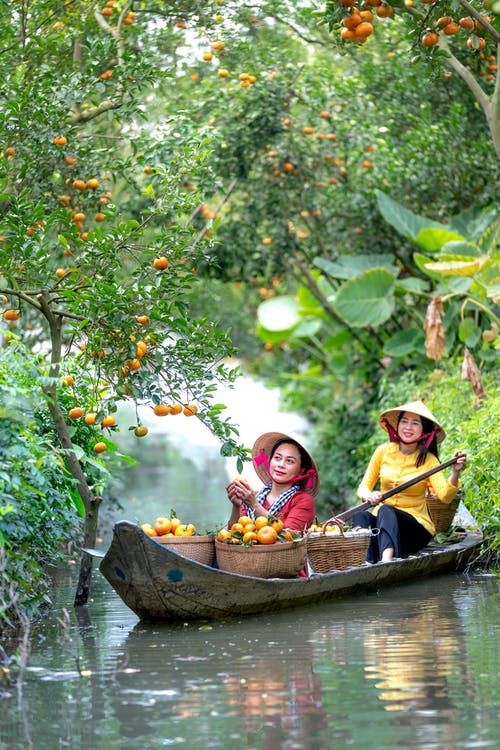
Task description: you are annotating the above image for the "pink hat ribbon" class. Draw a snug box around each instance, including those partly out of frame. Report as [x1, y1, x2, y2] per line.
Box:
[253, 452, 316, 489]
[381, 418, 436, 449]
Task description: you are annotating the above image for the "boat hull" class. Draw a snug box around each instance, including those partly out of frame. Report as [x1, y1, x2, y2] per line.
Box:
[99, 521, 483, 622]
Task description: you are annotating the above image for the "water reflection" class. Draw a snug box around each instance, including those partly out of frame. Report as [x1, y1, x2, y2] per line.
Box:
[1, 571, 498, 750]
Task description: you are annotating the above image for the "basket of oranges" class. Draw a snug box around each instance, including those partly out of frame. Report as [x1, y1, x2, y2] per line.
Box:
[141, 515, 215, 567]
[215, 515, 307, 579]
[306, 520, 371, 573]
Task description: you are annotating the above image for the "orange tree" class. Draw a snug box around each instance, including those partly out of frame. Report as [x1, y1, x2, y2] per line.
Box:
[317, 0, 500, 156]
[0, 1, 256, 606]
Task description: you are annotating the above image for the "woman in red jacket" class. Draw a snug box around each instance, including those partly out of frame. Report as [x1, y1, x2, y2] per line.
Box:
[226, 431, 319, 532]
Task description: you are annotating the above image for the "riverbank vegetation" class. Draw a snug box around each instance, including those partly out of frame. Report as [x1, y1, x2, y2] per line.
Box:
[1, 0, 499, 641]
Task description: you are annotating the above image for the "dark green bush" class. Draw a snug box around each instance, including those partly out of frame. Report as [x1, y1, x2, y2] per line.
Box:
[0, 343, 79, 636]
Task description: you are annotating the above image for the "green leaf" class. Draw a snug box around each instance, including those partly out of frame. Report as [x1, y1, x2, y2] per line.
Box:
[314, 254, 398, 280]
[332, 268, 396, 327]
[255, 321, 294, 344]
[69, 488, 86, 518]
[257, 295, 300, 332]
[459, 318, 482, 347]
[323, 330, 352, 350]
[439, 240, 481, 257]
[415, 228, 465, 252]
[291, 318, 323, 338]
[376, 190, 446, 240]
[395, 277, 429, 294]
[384, 328, 424, 357]
[413, 252, 447, 280]
[423, 256, 490, 276]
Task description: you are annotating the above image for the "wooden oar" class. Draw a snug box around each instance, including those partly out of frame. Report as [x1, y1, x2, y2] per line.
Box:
[324, 455, 459, 526]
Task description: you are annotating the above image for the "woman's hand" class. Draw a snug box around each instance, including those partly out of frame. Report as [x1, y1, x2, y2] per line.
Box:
[226, 481, 243, 509]
[450, 450, 467, 485]
[228, 478, 258, 510]
[364, 490, 383, 507]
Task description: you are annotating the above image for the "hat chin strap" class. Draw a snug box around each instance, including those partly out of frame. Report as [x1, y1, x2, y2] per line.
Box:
[381, 418, 436, 449]
[253, 453, 317, 489]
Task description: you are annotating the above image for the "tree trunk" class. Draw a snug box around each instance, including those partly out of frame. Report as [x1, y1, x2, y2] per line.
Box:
[40, 293, 102, 607]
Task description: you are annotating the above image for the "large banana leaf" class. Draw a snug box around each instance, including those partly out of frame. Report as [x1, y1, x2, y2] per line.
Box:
[314, 253, 399, 280]
[376, 189, 446, 240]
[333, 268, 395, 326]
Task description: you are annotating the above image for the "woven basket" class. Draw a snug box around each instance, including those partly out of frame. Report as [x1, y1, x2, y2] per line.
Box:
[215, 538, 307, 578]
[426, 491, 461, 535]
[307, 527, 371, 573]
[155, 535, 215, 566]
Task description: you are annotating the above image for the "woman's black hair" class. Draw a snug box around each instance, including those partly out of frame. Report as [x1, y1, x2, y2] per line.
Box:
[397, 413, 439, 467]
[270, 438, 312, 478]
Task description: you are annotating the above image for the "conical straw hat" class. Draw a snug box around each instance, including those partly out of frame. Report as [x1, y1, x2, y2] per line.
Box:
[379, 400, 446, 443]
[252, 432, 320, 496]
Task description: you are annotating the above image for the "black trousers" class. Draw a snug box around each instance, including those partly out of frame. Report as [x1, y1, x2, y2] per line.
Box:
[352, 504, 432, 563]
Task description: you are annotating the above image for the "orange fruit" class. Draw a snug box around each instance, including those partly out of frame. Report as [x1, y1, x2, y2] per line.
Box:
[93, 442, 107, 453]
[101, 415, 116, 427]
[4, 309, 20, 321]
[302, 126, 314, 134]
[170, 403, 182, 415]
[170, 517, 182, 532]
[68, 407, 84, 419]
[154, 404, 170, 416]
[53, 136, 67, 146]
[95, 212, 106, 222]
[257, 526, 278, 545]
[231, 523, 244, 534]
[343, 13, 361, 29]
[422, 31, 439, 47]
[153, 256, 169, 270]
[141, 523, 157, 536]
[255, 516, 269, 530]
[136, 315, 149, 325]
[183, 403, 198, 416]
[134, 425, 148, 437]
[218, 528, 232, 542]
[270, 518, 284, 533]
[65, 156, 77, 165]
[238, 515, 254, 526]
[61, 375, 74, 387]
[154, 517, 172, 536]
[459, 17, 474, 30]
[283, 162, 294, 172]
[355, 21, 373, 37]
[86, 178, 99, 189]
[85, 413, 97, 425]
[262, 237, 272, 245]
[243, 531, 258, 544]
[128, 358, 141, 371]
[135, 341, 147, 358]
[5, 147, 15, 156]
[376, 4, 394, 16]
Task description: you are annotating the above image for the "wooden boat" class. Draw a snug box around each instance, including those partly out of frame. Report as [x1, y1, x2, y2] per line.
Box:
[98, 512, 483, 622]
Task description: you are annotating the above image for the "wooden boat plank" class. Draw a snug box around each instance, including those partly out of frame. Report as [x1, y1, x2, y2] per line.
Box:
[99, 521, 483, 622]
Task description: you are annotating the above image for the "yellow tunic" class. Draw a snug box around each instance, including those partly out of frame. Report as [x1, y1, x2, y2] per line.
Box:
[357, 442, 460, 536]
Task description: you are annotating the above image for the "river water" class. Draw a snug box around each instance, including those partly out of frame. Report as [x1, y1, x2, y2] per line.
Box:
[1, 378, 499, 749]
